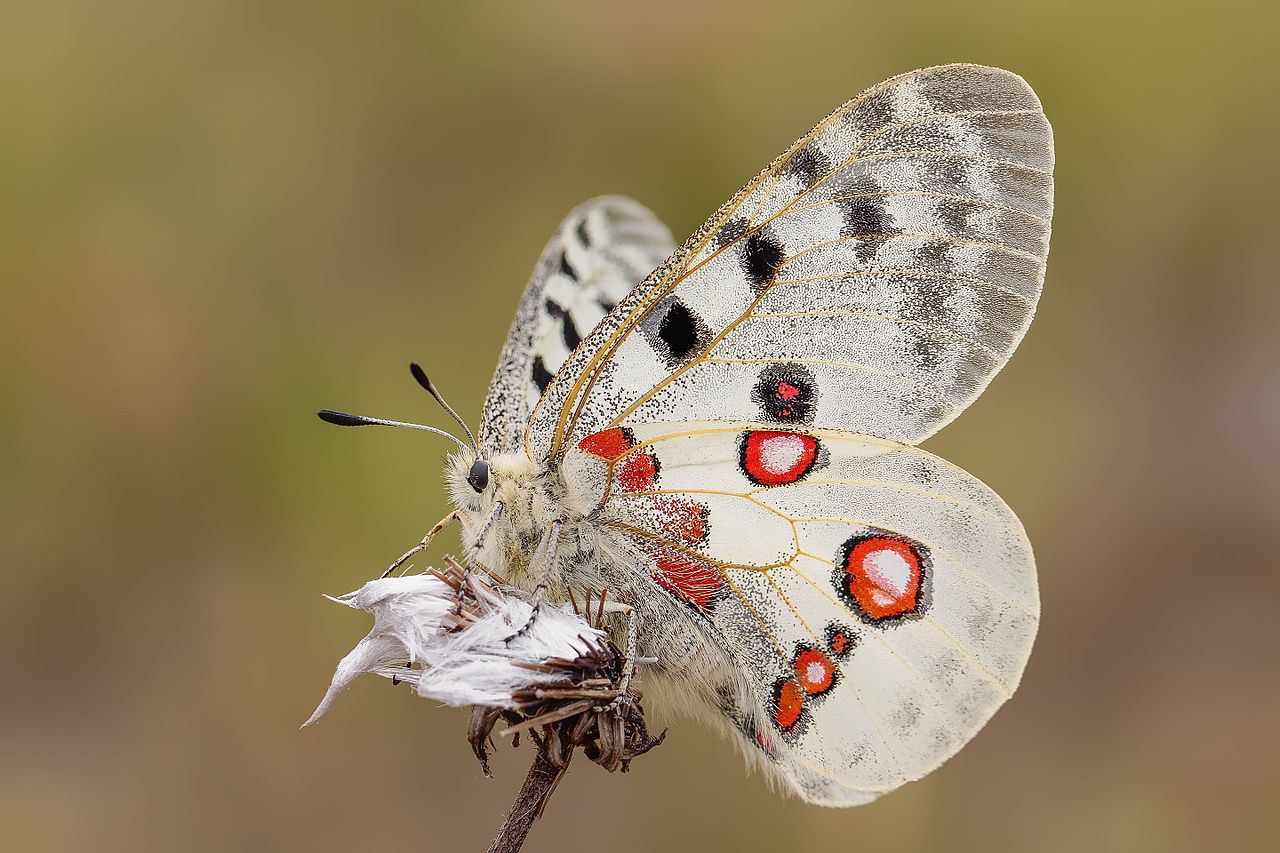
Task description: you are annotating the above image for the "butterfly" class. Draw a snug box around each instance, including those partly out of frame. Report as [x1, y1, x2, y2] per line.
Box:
[321, 64, 1053, 806]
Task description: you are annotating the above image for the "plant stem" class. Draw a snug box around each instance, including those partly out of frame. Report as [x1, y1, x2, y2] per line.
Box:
[485, 745, 570, 853]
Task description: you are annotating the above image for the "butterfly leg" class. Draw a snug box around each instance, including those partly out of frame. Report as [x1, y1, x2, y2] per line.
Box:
[380, 510, 461, 578]
[597, 600, 637, 712]
[452, 500, 505, 617]
[465, 500, 505, 567]
[504, 519, 561, 643]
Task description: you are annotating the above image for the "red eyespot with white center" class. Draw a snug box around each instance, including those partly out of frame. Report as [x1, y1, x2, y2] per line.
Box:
[739, 430, 819, 486]
[792, 646, 837, 696]
[835, 533, 929, 622]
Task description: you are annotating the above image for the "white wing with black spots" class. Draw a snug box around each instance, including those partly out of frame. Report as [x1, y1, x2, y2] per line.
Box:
[528, 65, 1053, 461]
[479, 196, 674, 454]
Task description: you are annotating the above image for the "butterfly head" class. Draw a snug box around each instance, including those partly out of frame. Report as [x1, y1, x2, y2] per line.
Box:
[466, 458, 490, 493]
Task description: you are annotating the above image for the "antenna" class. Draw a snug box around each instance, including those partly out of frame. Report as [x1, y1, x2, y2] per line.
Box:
[409, 363, 480, 455]
[316, 409, 471, 452]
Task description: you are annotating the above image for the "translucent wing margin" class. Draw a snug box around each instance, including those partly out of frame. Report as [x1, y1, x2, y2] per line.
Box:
[528, 65, 1053, 461]
[479, 196, 674, 454]
[573, 422, 1037, 805]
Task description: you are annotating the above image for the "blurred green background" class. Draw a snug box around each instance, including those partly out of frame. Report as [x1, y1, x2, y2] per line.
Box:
[3, 2, 1277, 851]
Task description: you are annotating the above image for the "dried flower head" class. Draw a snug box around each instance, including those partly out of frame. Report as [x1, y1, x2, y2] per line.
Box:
[306, 556, 663, 785]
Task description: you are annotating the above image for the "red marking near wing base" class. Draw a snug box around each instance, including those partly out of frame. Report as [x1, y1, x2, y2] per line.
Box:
[578, 427, 659, 492]
[773, 679, 806, 733]
[618, 451, 659, 492]
[741, 430, 818, 486]
[842, 535, 924, 620]
[642, 496, 707, 545]
[577, 427, 633, 461]
[793, 647, 836, 695]
[651, 549, 723, 611]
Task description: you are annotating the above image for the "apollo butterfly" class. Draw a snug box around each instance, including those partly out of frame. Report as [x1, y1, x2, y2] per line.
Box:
[322, 65, 1052, 805]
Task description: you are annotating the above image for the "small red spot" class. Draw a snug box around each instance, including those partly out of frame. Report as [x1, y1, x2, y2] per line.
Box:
[618, 451, 659, 492]
[754, 730, 775, 754]
[842, 535, 925, 621]
[741, 430, 818, 486]
[793, 647, 836, 695]
[652, 549, 723, 610]
[578, 427, 633, 461]
[776, 381, 800, 400]
[829, 631, 853, 657]
[773, 679, 806, 733]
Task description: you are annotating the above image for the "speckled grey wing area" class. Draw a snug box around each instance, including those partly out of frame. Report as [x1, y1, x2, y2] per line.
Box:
[479, 197, 674, 455]
[529, 65, 1054, 462]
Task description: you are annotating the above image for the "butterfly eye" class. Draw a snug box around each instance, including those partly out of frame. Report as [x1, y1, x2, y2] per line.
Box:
[467, 459, 490, 493]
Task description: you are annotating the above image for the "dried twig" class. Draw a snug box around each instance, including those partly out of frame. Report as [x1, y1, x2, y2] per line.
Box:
[486, 747, 570, 853]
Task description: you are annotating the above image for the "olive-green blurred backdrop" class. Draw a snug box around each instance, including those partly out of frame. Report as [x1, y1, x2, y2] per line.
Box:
[3, 2, 1277, 851]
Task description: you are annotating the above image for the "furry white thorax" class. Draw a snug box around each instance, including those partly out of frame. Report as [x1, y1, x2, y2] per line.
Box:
[446, 448, 608, 596]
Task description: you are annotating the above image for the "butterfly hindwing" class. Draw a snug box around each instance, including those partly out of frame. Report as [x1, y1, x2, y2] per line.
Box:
[479, 196, 674, 454]
[528, 65, 1053, 460]
[573, 422, 1037, 804]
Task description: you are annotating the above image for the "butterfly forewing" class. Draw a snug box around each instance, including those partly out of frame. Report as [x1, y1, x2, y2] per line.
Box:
[527, 65, 1052, 460]
[479, 196, 673, 455]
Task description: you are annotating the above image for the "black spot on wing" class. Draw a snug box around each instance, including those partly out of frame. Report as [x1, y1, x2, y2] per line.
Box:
[915, 240, 951, 268]
[845, 89, 897, 136]
[597, 297, 617, 313]
[786, 145, 830, 187]
[531, 355, 554, 393]
[921, 155, 972, 191]
[742, 232, 786, 293]
[575, 217, 591, 247]
[562, 318, 582, 351]
[657, 301, 699, 361]
[639, 295, 710, 367]
[543, 298, 582, 351]
[935, 197, 978, 236]
[558, 251, 576, 280]
[840, 196, 889, 237]
[714, 216, 749, 248]
[751, 362, 817, 423]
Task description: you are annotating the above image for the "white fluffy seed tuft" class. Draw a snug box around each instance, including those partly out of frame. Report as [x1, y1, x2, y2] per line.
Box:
[304, 572, 605, 726]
